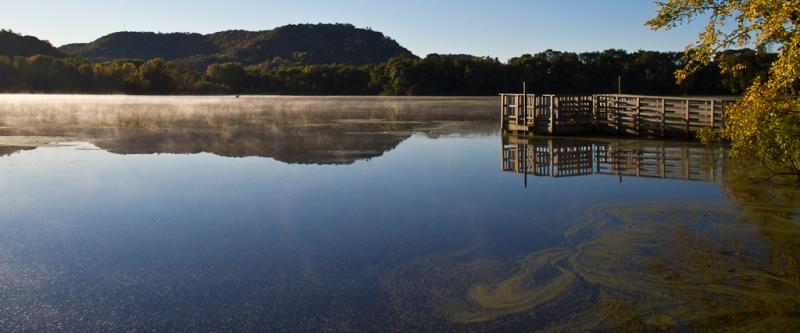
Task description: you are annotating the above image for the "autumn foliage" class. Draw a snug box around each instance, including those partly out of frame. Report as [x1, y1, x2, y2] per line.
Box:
[648, 0, 800, 174]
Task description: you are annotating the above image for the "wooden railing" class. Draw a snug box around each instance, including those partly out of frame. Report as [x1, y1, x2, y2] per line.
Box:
[594, 94, 738, 137]
[500, 93, 739, 137]
[500, 93, 593, 134]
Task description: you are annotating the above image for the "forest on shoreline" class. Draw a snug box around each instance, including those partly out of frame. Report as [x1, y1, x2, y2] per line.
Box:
[0, 49, 774, 96]
[0, 26, 775, 96]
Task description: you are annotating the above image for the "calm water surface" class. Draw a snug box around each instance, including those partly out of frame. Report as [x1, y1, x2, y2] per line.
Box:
[0, 96, 798, 332]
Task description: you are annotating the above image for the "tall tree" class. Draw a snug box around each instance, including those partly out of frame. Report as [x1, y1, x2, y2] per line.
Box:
[206, 63, 246, 91]
[648, 0, 800, 174]
[139, 58, 175, 94]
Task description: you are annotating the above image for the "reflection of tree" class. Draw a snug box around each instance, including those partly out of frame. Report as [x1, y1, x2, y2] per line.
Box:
[0, 145, 31, 156]
[717, 159, 800, 284]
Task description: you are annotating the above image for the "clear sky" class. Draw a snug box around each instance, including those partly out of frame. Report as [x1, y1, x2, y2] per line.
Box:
[1, 0, 707, 61]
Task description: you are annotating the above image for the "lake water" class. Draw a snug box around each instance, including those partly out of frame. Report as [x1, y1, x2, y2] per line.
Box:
[0, 96, 798, 332]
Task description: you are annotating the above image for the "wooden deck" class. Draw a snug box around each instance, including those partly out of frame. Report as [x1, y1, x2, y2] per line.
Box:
[500, 93, 739, 138]
[501, 136, 725, 185]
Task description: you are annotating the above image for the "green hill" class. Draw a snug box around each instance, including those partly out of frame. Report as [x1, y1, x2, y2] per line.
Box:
[59, 32, 215, 61]
[0, 30, 63, 57]
[59, 23, 415, 69]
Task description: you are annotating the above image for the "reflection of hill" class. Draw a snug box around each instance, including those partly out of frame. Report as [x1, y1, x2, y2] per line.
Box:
[0, 96, 497, 164]
[91, 123, 414, 165]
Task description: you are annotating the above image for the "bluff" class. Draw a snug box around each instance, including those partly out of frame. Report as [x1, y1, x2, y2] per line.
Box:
[59, 23, 415, 69]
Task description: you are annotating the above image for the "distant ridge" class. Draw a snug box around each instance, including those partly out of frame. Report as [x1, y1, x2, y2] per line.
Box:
[0, 30, 63, 57]
[59, 23, 415, 69]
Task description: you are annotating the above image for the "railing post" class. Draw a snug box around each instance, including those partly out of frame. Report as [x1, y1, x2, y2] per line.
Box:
[616, 96, 621, 135]
[592, 95, 598, 133]
[660, 98, 666, 137]
[555, 97, 560, 134]
[685, 99, 691, 139]
[549, 96, 556, 134]
[522, 82, 527, 126]
[710, 99, 716, 128]
[533, 94, 538, 129]
[636, 97, 641, 136]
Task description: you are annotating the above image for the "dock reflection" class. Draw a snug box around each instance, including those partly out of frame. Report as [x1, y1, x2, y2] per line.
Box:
[502, 135, 725, 185]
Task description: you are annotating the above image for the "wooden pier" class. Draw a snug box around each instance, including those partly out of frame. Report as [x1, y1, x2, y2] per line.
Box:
[500, 93, 739, 137]
[501, 136, 725, 184]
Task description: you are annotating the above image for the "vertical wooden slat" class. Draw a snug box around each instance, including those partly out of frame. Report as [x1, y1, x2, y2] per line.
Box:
[522, 83, 528, 126]
[549, 96, 555, 134]
[685, 99, 691, 139]
[660, 98, 666, 137]
[592, 95, 598, 132]
[554, 97, 559, 134]
[636, 97, 641, 137]
[710, 99, 716, 128]
[616, 96, 622, 135]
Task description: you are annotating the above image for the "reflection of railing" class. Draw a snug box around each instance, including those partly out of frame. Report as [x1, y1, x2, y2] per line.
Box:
[502, 136, 724, 184]
[502, 138, 594, 177]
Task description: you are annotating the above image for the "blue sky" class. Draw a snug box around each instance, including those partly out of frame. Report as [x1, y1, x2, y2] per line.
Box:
[2, 0, 707, 61]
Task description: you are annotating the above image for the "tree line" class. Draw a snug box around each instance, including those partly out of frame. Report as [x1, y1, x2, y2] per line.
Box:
[0, 49, 774, 95]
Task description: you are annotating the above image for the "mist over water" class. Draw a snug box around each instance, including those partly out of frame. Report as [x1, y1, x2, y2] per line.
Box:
[0, 96, 798, 332]
[0, 95, 497, 163]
